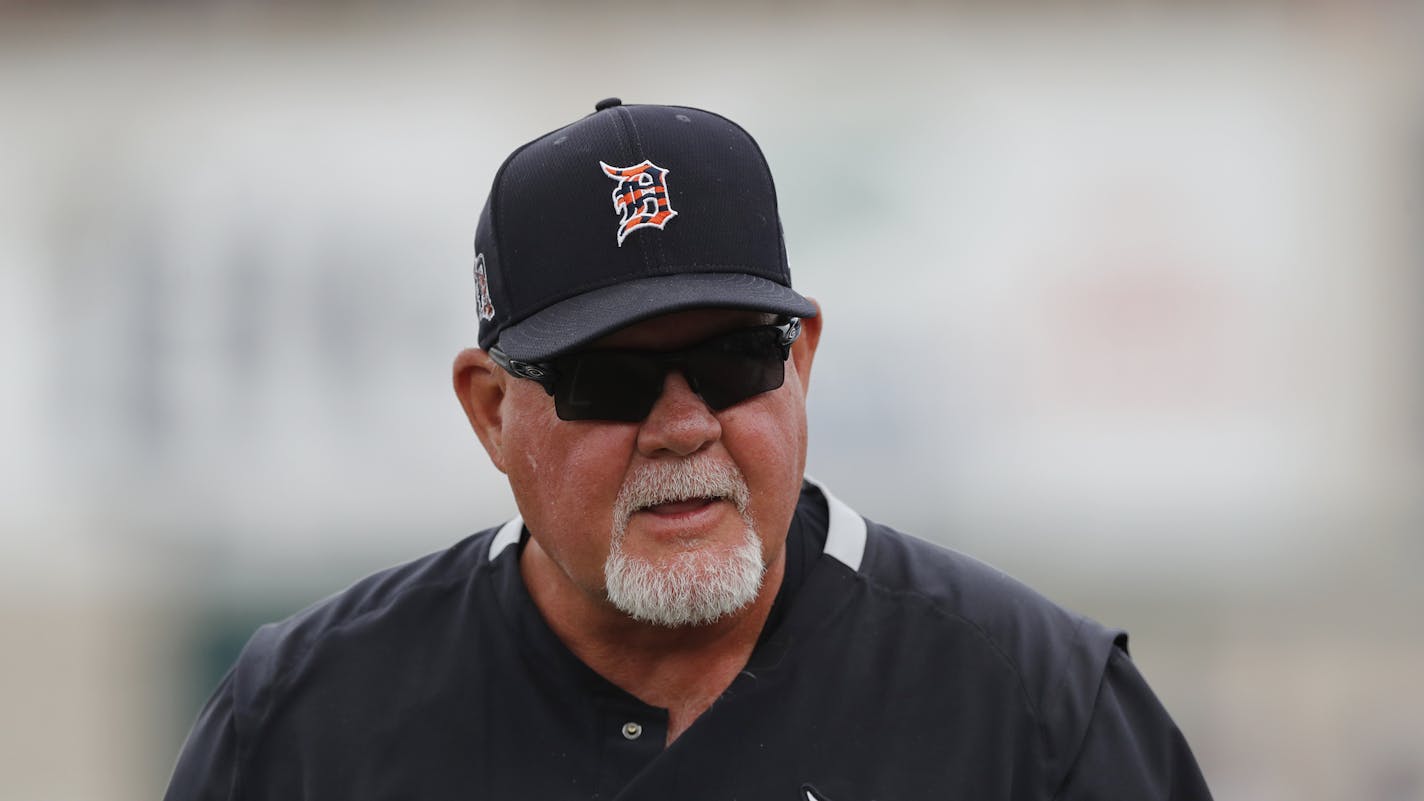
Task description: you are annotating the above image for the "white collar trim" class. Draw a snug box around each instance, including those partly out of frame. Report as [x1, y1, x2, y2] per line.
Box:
[488, 516, 524, 561]
[805, 475, 867, 572]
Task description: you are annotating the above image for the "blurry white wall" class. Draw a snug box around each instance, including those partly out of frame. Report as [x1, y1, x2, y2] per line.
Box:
[1, 2, 1421, 800]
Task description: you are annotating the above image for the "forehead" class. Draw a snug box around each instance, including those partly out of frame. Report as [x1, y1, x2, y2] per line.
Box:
[591, 308, 776, 351]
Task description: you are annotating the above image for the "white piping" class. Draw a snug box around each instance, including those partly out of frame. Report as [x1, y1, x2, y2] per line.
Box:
[488, 516, 524, 561]
[804, 475, 867, 571]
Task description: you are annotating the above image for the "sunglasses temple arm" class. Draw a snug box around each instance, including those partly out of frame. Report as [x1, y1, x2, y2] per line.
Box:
[778, 318, 802, 355]
[488, 346, 558, 396]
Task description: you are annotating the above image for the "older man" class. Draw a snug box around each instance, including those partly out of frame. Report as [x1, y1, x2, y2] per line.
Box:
[166, 99, 1212, 800]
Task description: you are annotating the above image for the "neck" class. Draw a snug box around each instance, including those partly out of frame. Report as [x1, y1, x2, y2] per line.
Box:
[521, 538, 786, 744]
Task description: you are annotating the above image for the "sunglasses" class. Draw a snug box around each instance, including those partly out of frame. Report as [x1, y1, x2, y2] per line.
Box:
[489, 319, 801, 422]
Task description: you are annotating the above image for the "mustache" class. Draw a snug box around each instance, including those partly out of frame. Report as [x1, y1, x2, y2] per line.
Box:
[613, 457, 751, 524]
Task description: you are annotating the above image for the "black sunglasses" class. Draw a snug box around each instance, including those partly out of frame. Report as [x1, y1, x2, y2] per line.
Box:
[490, 319, 801, 422]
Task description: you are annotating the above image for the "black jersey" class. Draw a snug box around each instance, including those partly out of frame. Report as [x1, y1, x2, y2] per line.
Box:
[165, 480, 1212, 800]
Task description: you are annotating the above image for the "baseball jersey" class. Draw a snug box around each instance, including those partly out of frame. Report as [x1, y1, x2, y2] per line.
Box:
[165, 480, 1212, 800]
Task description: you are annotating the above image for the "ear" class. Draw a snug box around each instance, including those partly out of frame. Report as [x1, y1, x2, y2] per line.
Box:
[789, 298, 823, 394]
[452, 348, 510, 474]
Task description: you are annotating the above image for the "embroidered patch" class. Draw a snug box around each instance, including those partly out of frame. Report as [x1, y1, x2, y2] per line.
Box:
[599, 159, 678, 246]
[473, 252, 495, 321]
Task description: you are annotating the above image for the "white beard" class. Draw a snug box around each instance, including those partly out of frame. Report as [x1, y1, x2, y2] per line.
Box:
[604, 457, 765, 628]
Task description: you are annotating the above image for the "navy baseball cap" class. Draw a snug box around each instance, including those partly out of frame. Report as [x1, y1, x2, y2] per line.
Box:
[472, 98, 817, 362]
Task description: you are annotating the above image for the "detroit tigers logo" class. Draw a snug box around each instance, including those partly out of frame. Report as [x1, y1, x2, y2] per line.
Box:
[599, 159, 678, 246]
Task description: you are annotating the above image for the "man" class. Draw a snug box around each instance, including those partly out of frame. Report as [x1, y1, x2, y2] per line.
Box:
[166, 98, 1213, 800]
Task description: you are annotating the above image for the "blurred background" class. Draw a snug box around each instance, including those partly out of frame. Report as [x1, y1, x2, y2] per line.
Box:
[2, 1, 1421, 799]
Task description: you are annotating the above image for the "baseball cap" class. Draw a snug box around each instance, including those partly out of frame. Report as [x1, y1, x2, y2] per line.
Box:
[472, 97, 817, 362]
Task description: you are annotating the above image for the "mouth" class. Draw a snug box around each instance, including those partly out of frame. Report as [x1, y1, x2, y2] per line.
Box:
[638, 496, 722, 517]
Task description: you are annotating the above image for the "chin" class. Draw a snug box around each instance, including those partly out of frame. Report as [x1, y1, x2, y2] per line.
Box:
[603, 525, 765, 628]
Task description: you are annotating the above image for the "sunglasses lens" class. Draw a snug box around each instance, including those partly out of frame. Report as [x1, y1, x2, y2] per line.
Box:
[547, 325, 791, 422]
[552, 350, 663, 422]
[687, 328, 787, 411]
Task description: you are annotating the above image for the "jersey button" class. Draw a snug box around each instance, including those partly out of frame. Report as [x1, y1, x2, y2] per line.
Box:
[621, 721, 643, 740]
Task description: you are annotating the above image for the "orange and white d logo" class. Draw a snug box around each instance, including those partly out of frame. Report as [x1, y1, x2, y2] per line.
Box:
[599, 160, 678, 246]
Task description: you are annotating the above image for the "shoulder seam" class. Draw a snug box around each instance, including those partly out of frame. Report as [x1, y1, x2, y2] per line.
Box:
[855, 522, 1115, 782]
[853, 565, 1047, 730]
[1046, 641, 1132, 800]
[235, 529, 498, 773]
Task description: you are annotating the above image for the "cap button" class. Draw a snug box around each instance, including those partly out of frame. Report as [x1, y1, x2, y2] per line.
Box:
[595, 97, 623, 111]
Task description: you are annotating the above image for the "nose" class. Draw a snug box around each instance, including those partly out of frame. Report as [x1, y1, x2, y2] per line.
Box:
[635, 370, 722, 457]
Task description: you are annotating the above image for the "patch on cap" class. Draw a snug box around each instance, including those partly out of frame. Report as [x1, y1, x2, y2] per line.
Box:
[599, 159, 678, 246]
[473, 252, 495, 321]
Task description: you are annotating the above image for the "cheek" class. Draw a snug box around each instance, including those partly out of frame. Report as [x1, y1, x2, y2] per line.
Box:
[500, 389, 637, 548]
[720, 384, 809, 538]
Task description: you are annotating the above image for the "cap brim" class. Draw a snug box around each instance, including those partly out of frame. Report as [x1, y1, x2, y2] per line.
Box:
[494, 272, 818, 362]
